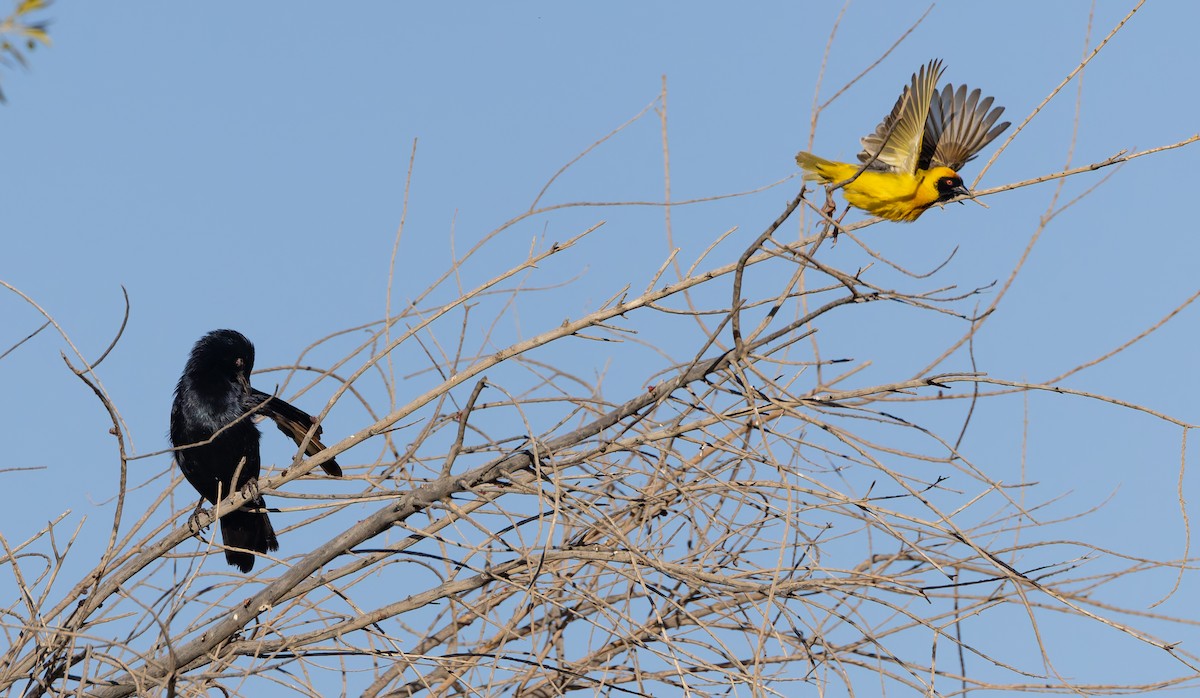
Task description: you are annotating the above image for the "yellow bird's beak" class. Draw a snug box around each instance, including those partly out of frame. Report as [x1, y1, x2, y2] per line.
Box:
[939, 183, 971, 204]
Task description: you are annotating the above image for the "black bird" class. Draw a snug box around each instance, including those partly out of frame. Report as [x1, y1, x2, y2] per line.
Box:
[170, 329, 341, 572]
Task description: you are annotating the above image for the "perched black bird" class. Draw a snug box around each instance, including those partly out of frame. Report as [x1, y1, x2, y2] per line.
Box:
[170, 329, 341, 572]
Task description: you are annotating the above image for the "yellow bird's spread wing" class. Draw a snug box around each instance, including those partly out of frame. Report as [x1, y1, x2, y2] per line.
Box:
[921, 83, 1010, 171]
[857, 59, 944, 174]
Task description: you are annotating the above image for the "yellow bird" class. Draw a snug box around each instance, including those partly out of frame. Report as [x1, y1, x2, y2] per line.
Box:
[796, 59, 1010, 222]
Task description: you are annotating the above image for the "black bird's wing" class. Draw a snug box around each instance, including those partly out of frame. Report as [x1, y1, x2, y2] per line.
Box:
[247, 388, 342, 477]
[920, 83, 1010, 171]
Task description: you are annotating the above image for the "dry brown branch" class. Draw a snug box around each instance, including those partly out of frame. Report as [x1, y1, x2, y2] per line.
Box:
[3, 7, 1199, 696]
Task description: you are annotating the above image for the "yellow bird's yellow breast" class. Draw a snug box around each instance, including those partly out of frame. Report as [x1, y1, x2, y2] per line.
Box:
[840, 170, 942, 222]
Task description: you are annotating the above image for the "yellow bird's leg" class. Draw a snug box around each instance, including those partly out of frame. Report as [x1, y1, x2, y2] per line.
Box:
[821, 187, 837, 219]
[820, 187, 842, 241]
[832, 204, 852, 242]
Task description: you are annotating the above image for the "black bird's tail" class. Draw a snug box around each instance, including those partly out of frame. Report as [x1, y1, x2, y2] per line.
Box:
[219, 500, 279, 573]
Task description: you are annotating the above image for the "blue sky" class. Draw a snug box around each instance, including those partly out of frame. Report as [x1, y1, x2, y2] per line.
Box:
[2, 1, 1198, 694]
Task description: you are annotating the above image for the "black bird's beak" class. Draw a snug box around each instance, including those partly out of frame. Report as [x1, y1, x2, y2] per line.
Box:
[953, 184, 971, 204]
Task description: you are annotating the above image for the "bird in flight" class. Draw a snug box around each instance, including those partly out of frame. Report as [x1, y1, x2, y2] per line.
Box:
[170, 329, 341, 572]
[796, 59, 1010, 222]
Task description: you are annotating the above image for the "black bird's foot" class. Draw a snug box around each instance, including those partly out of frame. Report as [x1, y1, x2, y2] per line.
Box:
[187, 499, 210, 539]
[239, 478, 261, 502]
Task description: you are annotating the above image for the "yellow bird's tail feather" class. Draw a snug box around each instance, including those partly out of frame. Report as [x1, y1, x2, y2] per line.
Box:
[794, 152, 859, 185]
